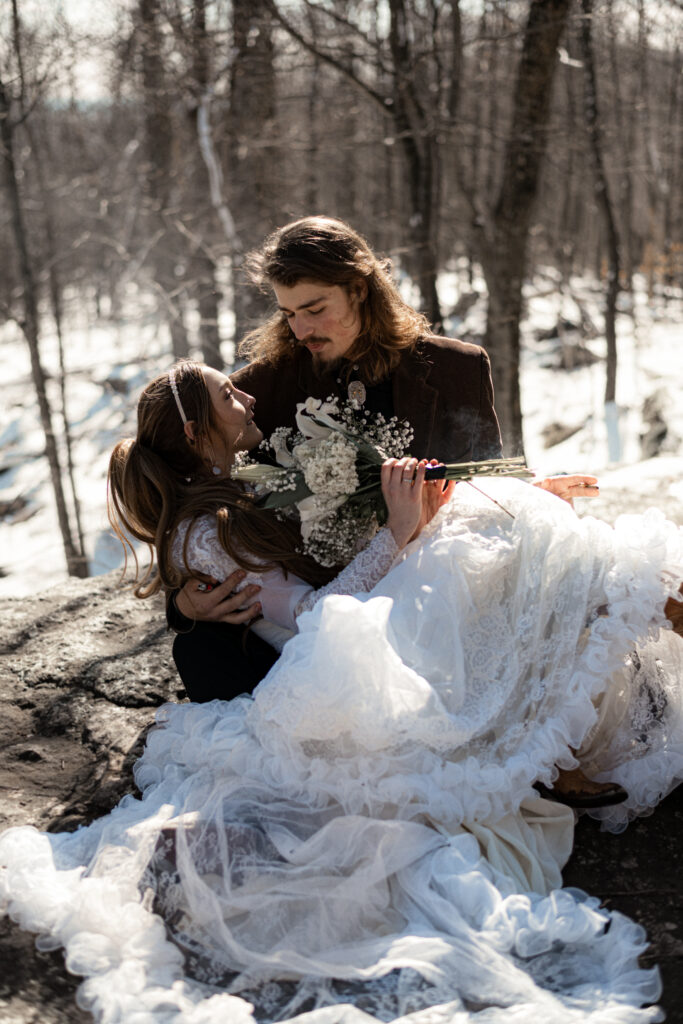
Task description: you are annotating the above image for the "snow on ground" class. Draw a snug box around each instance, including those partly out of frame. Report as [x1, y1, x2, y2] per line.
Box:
[0, 272, 681, 597]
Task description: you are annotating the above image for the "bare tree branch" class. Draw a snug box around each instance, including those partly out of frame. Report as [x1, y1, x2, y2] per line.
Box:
[265, 0, 390, 112]
[300, 0, 386, 66]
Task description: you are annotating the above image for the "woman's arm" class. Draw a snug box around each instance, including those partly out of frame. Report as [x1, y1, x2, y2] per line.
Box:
[293, 458, 431, 620]
[175, 459, 432, 632]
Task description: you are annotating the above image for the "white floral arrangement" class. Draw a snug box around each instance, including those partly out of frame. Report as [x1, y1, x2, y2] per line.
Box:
[232, 396, 531, 567]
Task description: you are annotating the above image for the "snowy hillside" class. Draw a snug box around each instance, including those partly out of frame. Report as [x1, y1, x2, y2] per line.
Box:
[1, 272, 681, 597]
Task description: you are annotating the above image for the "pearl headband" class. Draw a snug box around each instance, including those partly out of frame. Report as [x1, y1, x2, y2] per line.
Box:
[168, 368, 188, 424]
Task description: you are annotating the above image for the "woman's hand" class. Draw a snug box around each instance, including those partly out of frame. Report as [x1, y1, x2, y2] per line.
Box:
[175, 570, 262, 624]
[381, 457, 427, 548]
[533, 474, 599, 508]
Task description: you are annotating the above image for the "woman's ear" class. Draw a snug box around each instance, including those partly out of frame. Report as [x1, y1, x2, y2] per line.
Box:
[184, 421, 198, 445]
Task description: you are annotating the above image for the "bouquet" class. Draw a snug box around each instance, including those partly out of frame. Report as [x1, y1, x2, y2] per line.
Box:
[232, 397, 533, 567]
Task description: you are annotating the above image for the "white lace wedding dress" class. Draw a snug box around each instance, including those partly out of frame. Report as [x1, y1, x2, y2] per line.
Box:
[2, 480, 683, 1024]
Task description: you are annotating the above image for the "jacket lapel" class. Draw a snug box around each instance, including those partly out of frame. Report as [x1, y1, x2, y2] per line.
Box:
[294, 348, 438, 455]
[393, 349, 438, 455]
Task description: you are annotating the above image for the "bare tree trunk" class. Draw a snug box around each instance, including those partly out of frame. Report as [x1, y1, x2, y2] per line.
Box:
[387, 0, 442, 329]
[229, 0, 277, 353]
[34, 168, 87, 560]
[478, 0, 572, 456]
[556, 61, 579, 286]
[11, 0, 87, 562]
[579, 0, 621, 428]
[451, 0, 478, 287]
[139, 0, 189, 359]
[305, 35, 321, 212]
[188, 0, 223, 369]
[606, 0, 635, 293]
[0, 77, 87, 578]
[662, 46, 682, 290]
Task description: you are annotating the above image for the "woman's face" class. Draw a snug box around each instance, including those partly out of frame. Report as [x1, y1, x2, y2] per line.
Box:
[201, 367, 263, 465]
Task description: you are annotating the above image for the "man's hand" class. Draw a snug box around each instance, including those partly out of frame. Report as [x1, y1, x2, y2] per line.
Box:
[175, 570, 262, 624]
[533, 474, 599, 507]
[418, 460, 455, 532]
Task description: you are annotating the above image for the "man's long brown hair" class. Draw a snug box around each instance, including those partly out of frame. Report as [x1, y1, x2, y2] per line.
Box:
[107, 361, 330, 599]
[240, 216, 431, 382]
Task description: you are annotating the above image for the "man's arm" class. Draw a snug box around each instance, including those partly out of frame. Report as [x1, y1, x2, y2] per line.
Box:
[168, 572, 262, 630]
[409, 337, 503, 462]
[474, 348, 503, 460]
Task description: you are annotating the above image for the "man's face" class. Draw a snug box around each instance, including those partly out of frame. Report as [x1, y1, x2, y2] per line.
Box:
[273, 279, 365, 369]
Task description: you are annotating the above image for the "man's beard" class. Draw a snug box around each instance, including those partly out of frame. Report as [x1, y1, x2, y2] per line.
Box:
[296, 336, 350, 379]
[298, 339, 344, 379]
[311, 353, 345, 378]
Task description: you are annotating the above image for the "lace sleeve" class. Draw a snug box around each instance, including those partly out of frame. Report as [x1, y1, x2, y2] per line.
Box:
[172, 516, 399, 634]
[294, 527, 399, 619]
[172, 515, 246, 582]
[172, 515, 316, 635]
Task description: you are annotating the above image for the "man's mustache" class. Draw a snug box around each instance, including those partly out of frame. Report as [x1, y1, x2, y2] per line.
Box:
[293, 336, 330, 347]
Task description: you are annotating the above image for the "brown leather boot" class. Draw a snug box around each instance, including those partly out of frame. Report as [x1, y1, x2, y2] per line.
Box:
[665, 586, 683, 638]
[535, 766, 627, 808]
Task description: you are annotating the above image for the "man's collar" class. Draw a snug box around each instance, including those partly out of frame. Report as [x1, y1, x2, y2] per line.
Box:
[295, 350, 337, 397]
[294, 338, 432, 394]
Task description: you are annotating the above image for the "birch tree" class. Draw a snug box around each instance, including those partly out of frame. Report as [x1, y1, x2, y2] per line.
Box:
[579, 0, 622, 460]
[471, 0, 573, 455]
[138, 0, 189, 359]
[0, 70, 88, 577]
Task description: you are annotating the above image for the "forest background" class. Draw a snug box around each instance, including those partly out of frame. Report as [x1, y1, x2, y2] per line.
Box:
[0, 0, 682, 588]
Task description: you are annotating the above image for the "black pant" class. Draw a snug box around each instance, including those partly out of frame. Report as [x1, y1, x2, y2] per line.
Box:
[172, 622, 279, 703]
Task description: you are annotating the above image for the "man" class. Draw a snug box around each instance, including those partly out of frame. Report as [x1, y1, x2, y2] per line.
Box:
[232, 215, 503, 465]
[170, 215, 504, 697]
[170, 216, 629, 808]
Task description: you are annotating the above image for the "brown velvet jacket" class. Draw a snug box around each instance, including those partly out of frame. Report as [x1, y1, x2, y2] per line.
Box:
[167, 337, 502, 636]
[231, 335, 502, 464]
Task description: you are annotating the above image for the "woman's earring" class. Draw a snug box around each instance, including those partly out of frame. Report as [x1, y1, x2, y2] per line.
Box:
[212, 465, 221, 476]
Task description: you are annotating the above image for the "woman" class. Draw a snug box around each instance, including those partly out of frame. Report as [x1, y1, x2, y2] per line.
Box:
[1, 361, 682, 1024]
[107, 361, 456, 654]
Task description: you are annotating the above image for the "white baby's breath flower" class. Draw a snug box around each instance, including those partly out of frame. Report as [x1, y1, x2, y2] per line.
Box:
[290, 438, 319, 464]
[257, 395, 417, 566]
[294, 435, 359, 499]
[231, 450, 257, 470]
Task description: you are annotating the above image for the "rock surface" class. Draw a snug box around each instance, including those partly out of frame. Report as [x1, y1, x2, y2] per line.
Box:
[0, 569, 681, 1023]
[0, 572, 180, 1023]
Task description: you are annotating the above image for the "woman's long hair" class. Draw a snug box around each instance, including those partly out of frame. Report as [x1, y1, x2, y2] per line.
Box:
[240, 216, 431, 382]
[108, 361, 330, 599]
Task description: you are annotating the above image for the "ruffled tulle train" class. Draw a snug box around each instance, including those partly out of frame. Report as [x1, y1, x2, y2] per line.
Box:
[1, 481, 682, 1023]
